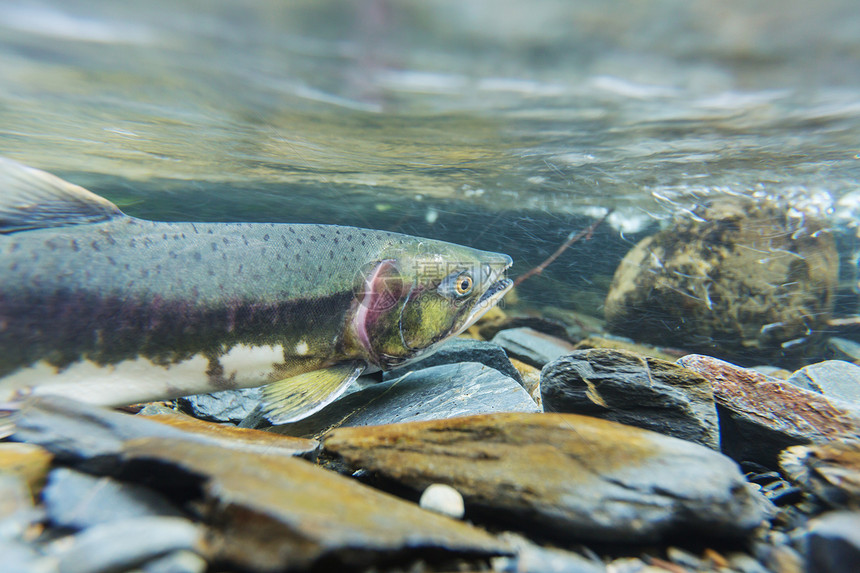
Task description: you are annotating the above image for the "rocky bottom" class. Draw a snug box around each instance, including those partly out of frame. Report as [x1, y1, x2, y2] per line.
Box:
[2, 311, 860, 573]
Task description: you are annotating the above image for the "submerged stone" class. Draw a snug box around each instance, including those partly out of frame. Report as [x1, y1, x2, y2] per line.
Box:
[787, 360, 860, 406]
[541, 349, 719, 449]
[604, 199, 838, 364]
[677, 355, 860, 466]
[0, 442, 53, 496]
[47, 516, 203, 573]
[177, 387, 263, 424]
[779, 442, 860, 509]
[118, 437, 508, 572]
[383, 338, 523, 385]
[803, 511, 860, 573]
[43, 468, 184, 530]
[270, 362, 539, 438]
[323, 412, 766, 543]
[491, 327, 578, 368]
[9, 397, 317, 470]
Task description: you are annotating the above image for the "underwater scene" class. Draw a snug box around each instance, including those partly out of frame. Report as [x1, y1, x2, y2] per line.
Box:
[2, 1, 860, 572]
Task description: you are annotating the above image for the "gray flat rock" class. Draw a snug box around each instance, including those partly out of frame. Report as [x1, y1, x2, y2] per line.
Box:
[48, 517, 203, 573]
[491, 327, 578, 368]
[542, 349, 719, 449]
[43, 468, 184, 530]
[178, 387, 263, 424]
[804, 511, 860, 573]
[788, 360, 860, 406]
[271, 361, 540, 438]
[10, 397, 317, 470]
[384, 338, 523, 385]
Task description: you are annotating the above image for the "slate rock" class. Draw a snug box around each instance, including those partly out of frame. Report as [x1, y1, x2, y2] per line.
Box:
[43, 468, 184, 530]
[491, 533, 605, 573]
[323, 412, 767, 543]
[118, 437, 509, 572]
[0, 538, 53, 573]
[0, 442, 53, 495]
[10, 397, 317, 470]
[677, 354, 860, 466]
[491, 327, 578, 368]
[177, 387, 263, 424]
[384, 338, 523, 385]
[803, 511, 860, 573]
[509, 358, 542, 408]
[779, 442, 860, 508]
[541, 349, 719, 449]
[137, 405, 318, 458]
[572, 336, 683, 362]
[141, 550, 207, 573]
[270, 362, 540, 438]
[0, 475, 40, 541]
[48, 516, 203, 573]
[787, 360, 860, 406]
[477, 314, 573, 342]
[827, 336, 860, 363]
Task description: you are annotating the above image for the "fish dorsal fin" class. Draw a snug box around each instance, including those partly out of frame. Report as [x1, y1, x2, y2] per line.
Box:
[0, 157, 124, 233]
[261, 361, 365, 425]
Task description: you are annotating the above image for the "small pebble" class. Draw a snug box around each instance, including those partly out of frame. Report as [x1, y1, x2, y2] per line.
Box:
[419, 483, 465, 519]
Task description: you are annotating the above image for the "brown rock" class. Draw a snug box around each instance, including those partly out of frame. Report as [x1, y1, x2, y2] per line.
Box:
[508, 358, 542, 407]
[780, 442, 860, 508]
[323, 413, 766, 543]
[678, 354, 860, 466]
[0, 442, 53, 496]
[604, 199, 838, 364]
[119, 438, 507, 572]
[573, 336, 684, 362]
[138, 405, 318, 457]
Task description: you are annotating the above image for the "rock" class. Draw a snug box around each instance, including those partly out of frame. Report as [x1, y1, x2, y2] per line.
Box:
[270, 362, 540, 438]
[477, 314, 573, 342]
[604, 199, 838, 364]
[42, 468, 184, 530]
[141, 550, 207, 573]
[828, 337, 860, 363]
[509, 358, 542, 408]
[541, 349, 719, 449]
[419, 484, 465, 519]
[323, 412, 767, 543]
[117, 437, 508, 572]
[177, 387, 263, 424]
[803, 511, 860, 573]
[573, 336, 683, 362]
[0, 475, 39, 541]
[384, 337, 523, 385]
[787, 360, 860, 406]
[9, 397, 318, 470]
[491, 533, 605, 573]
[0, 538, 53, 573]
[677, 354, 860, 466]
[47, 516, 203, 573]
[491, 327, 578, 368]
[137, 404, 319, 457]
[779, 442, 860, 508]
[0, 442, 53, 495]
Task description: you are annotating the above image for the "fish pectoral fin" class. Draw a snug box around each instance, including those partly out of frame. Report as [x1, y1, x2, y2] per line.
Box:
[0, 157, 125, 233]
[261, 361, 365, 425]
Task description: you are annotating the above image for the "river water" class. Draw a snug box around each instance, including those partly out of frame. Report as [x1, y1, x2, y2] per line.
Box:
[2, 0, 859, 364]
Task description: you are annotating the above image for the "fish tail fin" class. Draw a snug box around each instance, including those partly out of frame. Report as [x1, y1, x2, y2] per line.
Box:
[0, 157, 125, 233]
[261, 361, 364, 425]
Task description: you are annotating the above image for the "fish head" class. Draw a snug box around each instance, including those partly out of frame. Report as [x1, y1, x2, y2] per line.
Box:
[351, 241, 513, 370]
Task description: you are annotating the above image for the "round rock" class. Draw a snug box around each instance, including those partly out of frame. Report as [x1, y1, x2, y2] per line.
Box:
[419, 483, 465, 519]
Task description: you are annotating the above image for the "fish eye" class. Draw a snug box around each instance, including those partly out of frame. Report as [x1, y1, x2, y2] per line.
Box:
[455, 274, 473, 295]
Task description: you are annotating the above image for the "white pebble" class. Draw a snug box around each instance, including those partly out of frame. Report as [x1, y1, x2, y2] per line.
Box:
[419, 483, 465, 519]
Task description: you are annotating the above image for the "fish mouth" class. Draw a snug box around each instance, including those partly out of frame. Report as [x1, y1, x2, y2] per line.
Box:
[459, 277, 513, 333]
